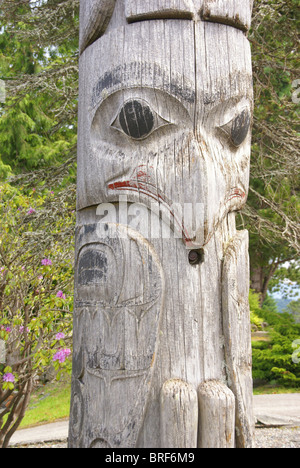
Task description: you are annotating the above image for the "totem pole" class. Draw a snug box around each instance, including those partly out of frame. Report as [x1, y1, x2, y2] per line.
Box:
[69, 0, 254, 448]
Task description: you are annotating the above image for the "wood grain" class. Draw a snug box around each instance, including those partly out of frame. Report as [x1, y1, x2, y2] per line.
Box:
[198, 380, 235, 448]
[222, 230, 254, 448]
[79, 0, 116, 54]
[202, 0, 254, 31]
[161, 379, 198, 448]
[125, 0, 195, 21]
[70, 1, 254, 448]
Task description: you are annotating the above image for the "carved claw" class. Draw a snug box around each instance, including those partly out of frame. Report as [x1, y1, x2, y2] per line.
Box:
[160, 379, 198, 448]
[198, 380, 235, 448]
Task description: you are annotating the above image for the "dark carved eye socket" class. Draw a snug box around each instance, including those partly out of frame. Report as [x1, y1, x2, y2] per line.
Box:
[78, 250, 108, 285]
[219, 108, 251, 148]
[231, 109, 251, 147]
[119, 100, 154, 139]
[111, 98, 170, 140]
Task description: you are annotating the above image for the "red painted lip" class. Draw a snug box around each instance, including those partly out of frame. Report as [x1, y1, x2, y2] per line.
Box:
[227, 187, 246, 203]
[108, 166, 194, 243]
[108, 166, 158, 196]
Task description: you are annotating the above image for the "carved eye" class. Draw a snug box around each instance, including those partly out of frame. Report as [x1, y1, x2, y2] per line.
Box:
[78, 250, 108, 285]
[111, 99, 170, 140]
[220, 109, 251, 147]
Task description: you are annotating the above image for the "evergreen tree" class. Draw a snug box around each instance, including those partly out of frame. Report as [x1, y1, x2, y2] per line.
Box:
[0, 0, 78, 175]
[0, 0, 299, 308]
[243, 0, 300, 301]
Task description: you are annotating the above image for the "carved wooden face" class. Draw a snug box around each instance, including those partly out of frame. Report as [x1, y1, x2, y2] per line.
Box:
[77, 16, 253, 246]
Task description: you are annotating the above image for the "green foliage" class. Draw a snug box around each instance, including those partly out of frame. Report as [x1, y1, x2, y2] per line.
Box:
[250, 289, 265, 330]
[284, 299, 300, 323]
[249, 289, 262, 311]
[0, 95, 76, 174]
[251, 293, 300, 387]
[0, 0, 78, 176]
[0, 178, 76, 447]
[241, 0, 300, 299]
[268, 261, 300, 300]
[262, 295, 280, 313]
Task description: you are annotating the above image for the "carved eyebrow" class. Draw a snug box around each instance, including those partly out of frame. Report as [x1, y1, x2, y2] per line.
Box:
[200, 3, 252, 34]
[204, 94, 252, 109]
[91, 63, 196, 109]
[125, 1, 252, 33]
[125, 3, 194, 22]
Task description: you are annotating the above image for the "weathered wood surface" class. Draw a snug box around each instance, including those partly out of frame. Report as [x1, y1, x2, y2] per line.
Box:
[198, 380, 235, 448]
[70, 0, 254, 449]
[222, 230, 254, 448]
[0, 340, 5, 364]
[79, 0, 116, 54]
[80, 0, 254, 54]
[160, 379, 198, 448]
[125, 0, 195, 21]
[201, 0, 254, 31]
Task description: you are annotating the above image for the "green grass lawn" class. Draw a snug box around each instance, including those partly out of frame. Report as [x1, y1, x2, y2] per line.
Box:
[253, 385, 300, 395]
[19, 374, 71, 429]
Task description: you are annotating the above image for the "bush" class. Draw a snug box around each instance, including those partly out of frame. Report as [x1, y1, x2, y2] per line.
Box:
[250, 289, 265, 330]
[251, 292, 300, 388]
[0, 180, 75, 447]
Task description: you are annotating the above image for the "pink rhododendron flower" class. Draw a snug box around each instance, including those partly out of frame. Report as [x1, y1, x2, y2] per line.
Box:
[56, 290, 66, 299]
[3, 373, 15, 383]
[41, 258, 52, 266]
[27, 207, 36, 215]
[55, 332, 65, 340]
[53, 348, 71, 364]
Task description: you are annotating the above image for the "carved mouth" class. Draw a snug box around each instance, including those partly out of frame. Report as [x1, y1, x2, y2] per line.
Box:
[108, 166, 162, 201]
[226, 187, 247, 204]
[107, 165, 194, 243]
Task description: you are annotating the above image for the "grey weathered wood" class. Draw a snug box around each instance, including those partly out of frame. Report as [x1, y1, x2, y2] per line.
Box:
[201, 0, 254, 31]
[79, 0, 116, 54]
[222, 230, 254, 448]
[125, 0, 253, 31]
[160, 379, 198, 448]
[125, 0, 195, 21]
[0, 340, 5, 364]
[70, 0, 254, 449]
[80, 0, 254, 55]
[198, 380, 235, 448]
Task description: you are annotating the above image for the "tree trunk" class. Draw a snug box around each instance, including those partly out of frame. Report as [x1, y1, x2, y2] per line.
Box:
[251, 264, 278, 304]
[69, 0, 255, 449]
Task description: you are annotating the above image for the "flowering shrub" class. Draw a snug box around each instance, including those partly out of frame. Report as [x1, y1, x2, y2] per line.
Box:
[2, 371, 15, 390]
[53, 348, 71, 364]
[0, 181, 75, 447]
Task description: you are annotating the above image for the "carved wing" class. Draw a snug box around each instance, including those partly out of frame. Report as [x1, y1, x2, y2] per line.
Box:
[80, 0, 116, 54]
